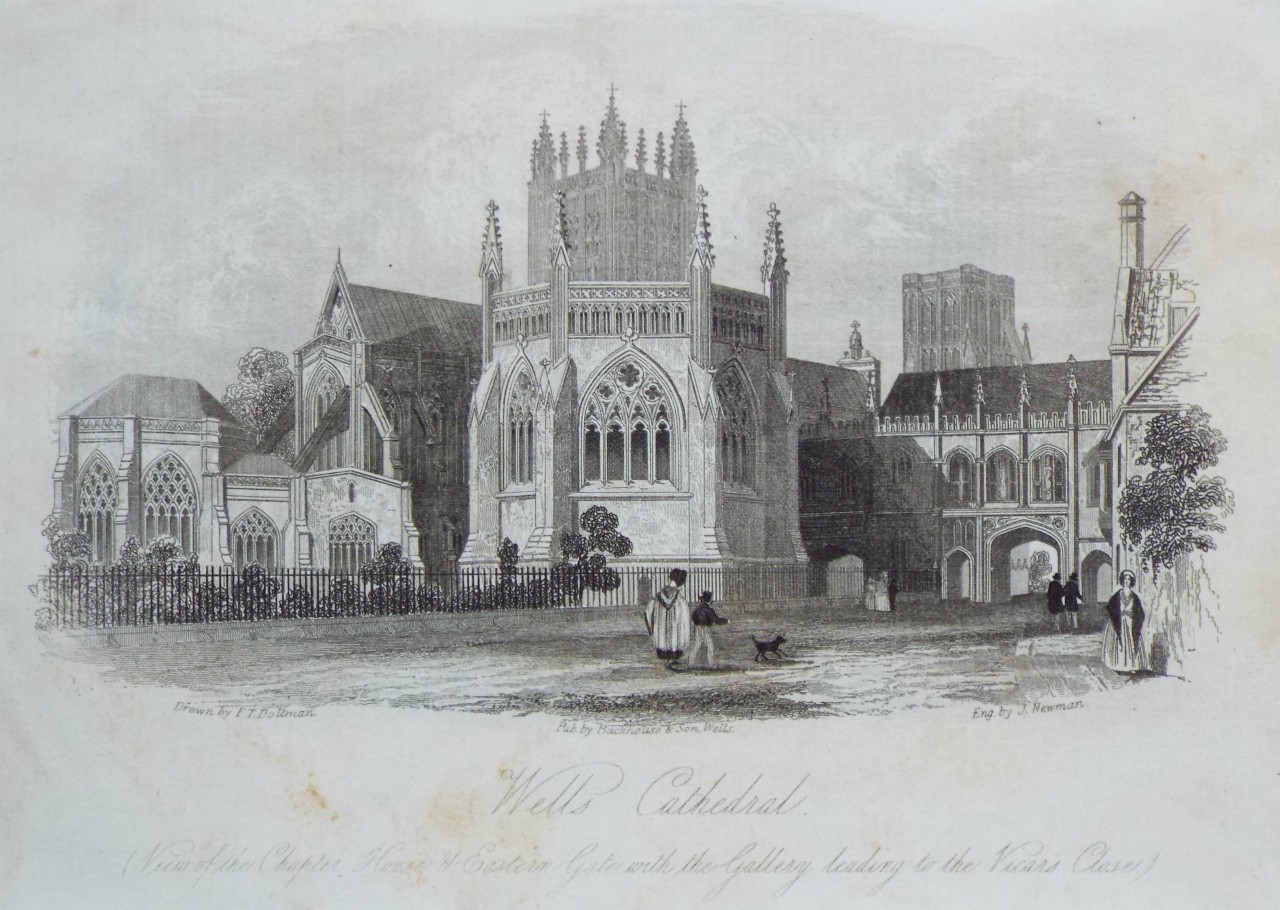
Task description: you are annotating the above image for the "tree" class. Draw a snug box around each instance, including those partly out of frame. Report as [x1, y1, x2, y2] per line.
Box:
[41, 513, 91, 569]
[552, 505, 633, 603]
[1118, 406, 1233, 579]
[224, 347, 295, 449]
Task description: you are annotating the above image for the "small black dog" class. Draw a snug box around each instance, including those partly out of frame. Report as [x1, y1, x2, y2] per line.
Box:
[751, 634, 789, 661]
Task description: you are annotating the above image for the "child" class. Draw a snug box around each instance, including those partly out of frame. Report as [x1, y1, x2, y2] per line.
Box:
[688, 590, 729, 667]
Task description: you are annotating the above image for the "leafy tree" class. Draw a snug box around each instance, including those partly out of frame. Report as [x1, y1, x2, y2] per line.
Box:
[224, 347, 295, 448]
[552, 505, 633, 603]
[41, 513, 91, 569]
[360, 543, 415, 613]
[1118, 406, 1233, 579]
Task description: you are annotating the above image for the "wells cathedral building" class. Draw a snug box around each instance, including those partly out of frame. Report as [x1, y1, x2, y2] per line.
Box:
[50, 92, 1200, 605]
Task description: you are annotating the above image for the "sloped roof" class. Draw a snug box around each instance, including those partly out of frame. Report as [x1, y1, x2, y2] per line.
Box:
[787, 358, 871, 425]
[65, 374, 238, 422]
[881, 360, 1110, 418]
[345, 284, 481, 350]
[224, 453, 295, 476]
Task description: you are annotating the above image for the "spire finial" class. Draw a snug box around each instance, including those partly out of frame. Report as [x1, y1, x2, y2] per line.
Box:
[933, 372, 943, 407]
[576, 125, 588, 174]
[691, 184, 714, 269]
[761, 202, 787, 288]
[550, 191, 571, 266]
[336, 246, 341, 265]
[1018, 368, 1031, 406]
[654, 131, 666, 179]
[479, 200, 503, 280]
[669, 101, 697, 180]
[597, 86, 626, 163]
[1066, 353, 1079, 400]
[974, 370, 985, 408]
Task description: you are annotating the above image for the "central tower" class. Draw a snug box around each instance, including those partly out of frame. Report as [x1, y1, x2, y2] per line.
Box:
[526, 89, 700, 284]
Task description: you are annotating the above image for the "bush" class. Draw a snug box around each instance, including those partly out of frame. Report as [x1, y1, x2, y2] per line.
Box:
[320, 578, 366, 616]
[232, 564, 282, 620]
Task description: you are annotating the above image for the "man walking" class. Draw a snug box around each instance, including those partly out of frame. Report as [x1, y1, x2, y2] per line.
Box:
[1046, 572, 1065, 632]
[1064, 571, 1082, 632]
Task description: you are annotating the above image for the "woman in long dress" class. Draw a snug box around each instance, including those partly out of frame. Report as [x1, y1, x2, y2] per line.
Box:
[866, 572, 891, 613]
[1103, 570, 1150, 673]
[644, 568, 691, 664]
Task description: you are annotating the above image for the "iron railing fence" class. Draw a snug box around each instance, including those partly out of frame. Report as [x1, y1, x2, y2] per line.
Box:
[40, 563, 866, 629]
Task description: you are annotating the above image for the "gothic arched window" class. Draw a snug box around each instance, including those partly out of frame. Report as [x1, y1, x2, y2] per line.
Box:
[143, 453, 197, 553]
[716, 368, 757, 490]
[505, 369, 537, 486]
[581, 358, 677, 486]
[1031, 450, 1067, 503]
[329, 513, 375, 574]
[77, 455, 116, 564]
[310, 369, 347, 471]
[987, 450, 1018, 502]
[232, 508, 278, 571]
[946, 451, 974, 504]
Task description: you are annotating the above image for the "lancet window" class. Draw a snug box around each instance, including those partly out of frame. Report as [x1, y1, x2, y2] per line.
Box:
[505, 369, 537, 486]
[310, 369, 347, 471]
[716, 368, 757, 489]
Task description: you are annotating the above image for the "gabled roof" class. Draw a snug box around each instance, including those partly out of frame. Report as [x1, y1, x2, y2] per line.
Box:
[881, 360, 1110, 418]
[787, 358, 871, 425]
[345, 284, 481, 350]
[65, 374, 238, 422]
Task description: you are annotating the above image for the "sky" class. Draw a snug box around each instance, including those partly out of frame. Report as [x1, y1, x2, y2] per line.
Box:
[4, 0, 1278, 411]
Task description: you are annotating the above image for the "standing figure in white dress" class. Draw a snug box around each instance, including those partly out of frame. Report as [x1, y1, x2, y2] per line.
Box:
[1103, 570, 1150, 673]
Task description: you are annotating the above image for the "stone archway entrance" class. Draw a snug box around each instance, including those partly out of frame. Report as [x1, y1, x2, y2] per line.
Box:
[945, 549, 973, 602]
[987, 525, 1063, 604]
[1080, 549, 1113, 604]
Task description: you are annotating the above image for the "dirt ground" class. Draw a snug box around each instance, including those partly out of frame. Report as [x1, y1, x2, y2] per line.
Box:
[44, 599, 1148, 720]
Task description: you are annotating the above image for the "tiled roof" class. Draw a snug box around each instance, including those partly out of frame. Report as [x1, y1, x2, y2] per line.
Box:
[787, 358, 871, 425]
[65, 374, 238, 422]
[881, 360, 1110, 418]
[346, 284, 481, 350]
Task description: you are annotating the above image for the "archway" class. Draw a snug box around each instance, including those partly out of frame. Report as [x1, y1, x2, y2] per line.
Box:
[987, 525, 1062, 604]
[1080, 549, 1113, 604]
[945, 549, 973, 602]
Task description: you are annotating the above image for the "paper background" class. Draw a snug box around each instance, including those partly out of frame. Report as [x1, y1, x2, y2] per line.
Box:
[3, 2, 1279, 907]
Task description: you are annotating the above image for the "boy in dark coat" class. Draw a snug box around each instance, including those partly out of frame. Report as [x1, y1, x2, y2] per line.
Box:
[688, 590, 729, 667]
[1046, 572, 1065, 632]
[1063, 572, 1082, 631]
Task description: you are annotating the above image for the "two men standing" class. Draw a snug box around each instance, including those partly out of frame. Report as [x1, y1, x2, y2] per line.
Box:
[1046, 570, 1082, 632]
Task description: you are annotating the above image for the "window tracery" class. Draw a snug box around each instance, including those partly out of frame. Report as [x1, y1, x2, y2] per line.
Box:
[143, 453, 197, 553]
[581, 358, 675, 485]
